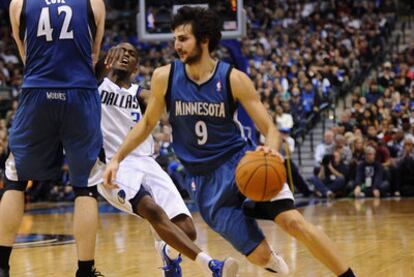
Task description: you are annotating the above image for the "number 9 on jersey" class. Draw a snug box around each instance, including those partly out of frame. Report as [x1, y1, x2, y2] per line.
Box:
[195, 120, 208, 145]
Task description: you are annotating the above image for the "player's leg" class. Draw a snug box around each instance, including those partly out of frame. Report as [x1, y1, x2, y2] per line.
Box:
[0, 179, 26, 276]
[72, 187, 99, 272]
[170, 214, 197, 241]
[0, 89, 63, 275]
[62, 89, 103, 276]
[243, 181, 355, 276]
[98, 161, 239, 277]
[135, 194, 200, 260]
[275, 209, 355, 276]
[186, 151, 289, 275]
[139, 158, 197, 241]
[140, 157, 197, 274]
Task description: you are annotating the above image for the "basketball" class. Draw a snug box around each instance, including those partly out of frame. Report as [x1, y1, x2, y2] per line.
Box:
[235, 151, 286, 201]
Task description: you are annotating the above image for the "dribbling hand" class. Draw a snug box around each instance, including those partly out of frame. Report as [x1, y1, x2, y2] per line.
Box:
[103, 159, 120, 189]
[256, 146, 285, 162]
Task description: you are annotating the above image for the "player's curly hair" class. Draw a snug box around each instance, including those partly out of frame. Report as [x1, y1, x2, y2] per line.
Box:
[171, 6, 222, 53]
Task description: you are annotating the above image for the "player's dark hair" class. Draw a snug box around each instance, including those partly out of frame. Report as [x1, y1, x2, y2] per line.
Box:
[171, 6, 222, 53]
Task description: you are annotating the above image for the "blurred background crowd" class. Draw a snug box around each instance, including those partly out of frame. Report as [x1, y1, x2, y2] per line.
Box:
[0, 0, 413, 202]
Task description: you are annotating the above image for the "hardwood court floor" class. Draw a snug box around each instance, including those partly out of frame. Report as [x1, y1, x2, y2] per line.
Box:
[8, 198, 414, 276]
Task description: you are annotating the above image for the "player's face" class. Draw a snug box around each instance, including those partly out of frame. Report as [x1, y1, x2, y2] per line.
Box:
[112, 43, 138, 73]
[173, 24, 202, 65]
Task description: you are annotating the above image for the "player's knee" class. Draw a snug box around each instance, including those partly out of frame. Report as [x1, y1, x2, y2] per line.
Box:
[171, 214, 197, 241]
[279, 215, 308, 239]
[73, 186, 98, 199]
[141, 201, 166, 224]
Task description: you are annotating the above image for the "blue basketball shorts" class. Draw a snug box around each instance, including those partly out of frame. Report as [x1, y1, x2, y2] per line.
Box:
[185, 145, 266, 255]
[7, 89, 102, 187]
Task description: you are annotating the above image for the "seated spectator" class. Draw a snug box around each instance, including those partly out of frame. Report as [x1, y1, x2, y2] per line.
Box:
[353, 146, 390, 198]
[392, 138, 414, 196]
[326, 134, 353, 166]
[314, 129, 335, 166]
[349, 136, 365, 181]
[310, 151, 349, 199]
[274, 105, 293, 130]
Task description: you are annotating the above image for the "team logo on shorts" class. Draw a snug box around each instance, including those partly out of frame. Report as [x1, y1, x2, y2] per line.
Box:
[117, 189, 126, 204]
[191, 180, 196, 192]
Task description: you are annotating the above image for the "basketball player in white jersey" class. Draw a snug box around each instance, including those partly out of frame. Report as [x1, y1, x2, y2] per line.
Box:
[90, 42, 238, 277]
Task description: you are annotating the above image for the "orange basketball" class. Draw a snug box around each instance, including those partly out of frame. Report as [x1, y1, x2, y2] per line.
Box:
[235, 151, 286, 201]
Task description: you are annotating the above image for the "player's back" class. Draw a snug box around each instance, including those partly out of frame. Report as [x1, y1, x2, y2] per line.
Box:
[21, 0, 97, 89]
[167, 60, 247, 174]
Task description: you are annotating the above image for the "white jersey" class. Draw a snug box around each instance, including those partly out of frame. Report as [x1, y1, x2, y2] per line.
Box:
[99, 78, 154, 161]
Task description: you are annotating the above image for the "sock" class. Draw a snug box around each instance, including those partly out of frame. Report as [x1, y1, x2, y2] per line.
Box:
[0, 246, 12, 271]
[77, 260, 95, 274]
[195, 252, 213, 276]
[338, 268, 355, 277]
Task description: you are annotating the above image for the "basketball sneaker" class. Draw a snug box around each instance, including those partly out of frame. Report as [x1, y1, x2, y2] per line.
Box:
[159, 243, 182, 277]
[265, 252, 289, 275]
[208, 258, 239, 277]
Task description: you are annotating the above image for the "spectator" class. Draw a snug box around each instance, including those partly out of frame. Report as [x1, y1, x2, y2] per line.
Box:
[310, 151, 349, 199]
[392, 138, 414, 196]
[314, 130, 335, 166]
[353, 146, 390, 198]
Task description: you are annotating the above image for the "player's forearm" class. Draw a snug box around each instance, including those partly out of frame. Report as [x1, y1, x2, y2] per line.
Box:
[264, 125, 281, 151]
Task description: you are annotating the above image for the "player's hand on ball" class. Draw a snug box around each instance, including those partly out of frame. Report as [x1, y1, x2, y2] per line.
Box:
[256, 146, 285, 162]
[103, 159, 120, 189]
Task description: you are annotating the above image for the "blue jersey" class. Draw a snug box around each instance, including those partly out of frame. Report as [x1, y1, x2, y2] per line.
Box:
[167, 60, 247, 174]
[20, 0, 97, 89]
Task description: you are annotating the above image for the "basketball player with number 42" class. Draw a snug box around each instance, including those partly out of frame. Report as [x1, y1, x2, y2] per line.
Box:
[104, 6, 356, 277]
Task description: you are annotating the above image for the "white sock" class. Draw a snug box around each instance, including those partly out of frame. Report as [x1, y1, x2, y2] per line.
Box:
[195, 252, 213, 276]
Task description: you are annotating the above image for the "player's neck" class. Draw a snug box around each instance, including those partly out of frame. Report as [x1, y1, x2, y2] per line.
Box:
[108, 71, 131, 89]
[185, 55, 217, 85]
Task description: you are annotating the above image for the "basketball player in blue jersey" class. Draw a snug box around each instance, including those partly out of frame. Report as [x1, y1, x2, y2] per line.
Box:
[0, 0, 105, 276]
[104, 6, 356, 277]
[93, 42, 239, 277]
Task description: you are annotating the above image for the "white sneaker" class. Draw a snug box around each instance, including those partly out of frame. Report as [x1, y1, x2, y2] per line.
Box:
[265, 252, 289, 275]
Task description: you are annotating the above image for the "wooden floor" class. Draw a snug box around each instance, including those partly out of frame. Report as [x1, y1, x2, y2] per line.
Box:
[8, 198, 414, 276]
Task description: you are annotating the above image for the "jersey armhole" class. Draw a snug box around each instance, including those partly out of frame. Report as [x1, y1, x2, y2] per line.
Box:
[19, 0, 27, 42]
[87, 0, 97, 40]
[165, 62, 175, 113]
[226, 65, 238, 116]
